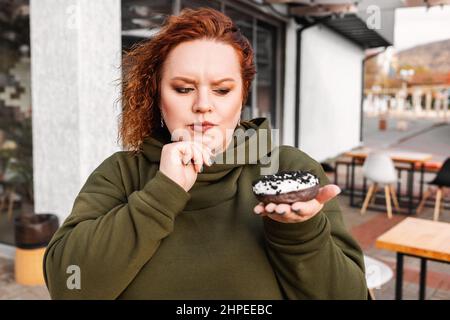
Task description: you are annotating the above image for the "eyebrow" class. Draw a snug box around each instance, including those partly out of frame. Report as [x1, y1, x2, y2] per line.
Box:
[170, 76, 235, 85]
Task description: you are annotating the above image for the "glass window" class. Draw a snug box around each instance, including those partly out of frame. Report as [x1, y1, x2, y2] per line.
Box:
[256, 20, 277, 129]
[121, 0, 173, 50]
[224, 5, 254, 120]
[0, 0, 33, 245]
[181, 0, 221, 11]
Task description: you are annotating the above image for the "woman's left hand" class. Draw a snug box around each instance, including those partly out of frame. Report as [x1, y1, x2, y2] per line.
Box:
[253, 184, 341, 223]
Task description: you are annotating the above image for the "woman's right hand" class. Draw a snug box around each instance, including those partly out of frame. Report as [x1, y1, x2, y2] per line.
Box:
[159, 140, 214, 192]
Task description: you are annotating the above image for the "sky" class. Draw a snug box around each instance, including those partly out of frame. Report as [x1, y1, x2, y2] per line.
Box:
[394, 5, 450, 51]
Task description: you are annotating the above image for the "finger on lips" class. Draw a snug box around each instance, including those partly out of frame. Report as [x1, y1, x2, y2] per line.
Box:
[193, 142, 214, 167]
[190, 143, 205, 172]
[179, 141, 215, 173]
[180, 144, 193, 166]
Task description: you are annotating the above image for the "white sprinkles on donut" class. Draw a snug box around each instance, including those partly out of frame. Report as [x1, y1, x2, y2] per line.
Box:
[252, 171, 319, 195]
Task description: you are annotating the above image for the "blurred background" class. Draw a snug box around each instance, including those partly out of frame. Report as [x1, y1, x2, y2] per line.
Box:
[0, 0, 449, 300]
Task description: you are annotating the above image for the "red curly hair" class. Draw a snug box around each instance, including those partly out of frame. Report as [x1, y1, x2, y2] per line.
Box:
[118, 7, 257, 152]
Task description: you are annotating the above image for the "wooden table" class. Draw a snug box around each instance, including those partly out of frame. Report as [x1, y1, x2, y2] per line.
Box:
[343, 148, 433, 215]
[376, 217, 450, 300]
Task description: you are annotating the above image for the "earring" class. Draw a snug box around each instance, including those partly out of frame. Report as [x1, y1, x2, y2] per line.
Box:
[160, 117, 164, 128]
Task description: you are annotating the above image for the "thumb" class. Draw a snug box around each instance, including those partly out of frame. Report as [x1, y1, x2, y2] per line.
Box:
[315, 184, 341, 204]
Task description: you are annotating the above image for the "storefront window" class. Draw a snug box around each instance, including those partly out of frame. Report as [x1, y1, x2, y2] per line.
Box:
[181, 0, 221, 11]
[122, 0, 173, 49]
[224, 5, 254, 119]
[0, 0, 32, 245]
[256, 20, 277, 129]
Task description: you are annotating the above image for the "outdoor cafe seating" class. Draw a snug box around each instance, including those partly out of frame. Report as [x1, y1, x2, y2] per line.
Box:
[333, 147, 449, 218]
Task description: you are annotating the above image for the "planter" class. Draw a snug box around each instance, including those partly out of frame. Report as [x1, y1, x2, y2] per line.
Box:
[15, 247, 48, 286]
[14, 213, 59, 249]
[13, 213, 59, 285]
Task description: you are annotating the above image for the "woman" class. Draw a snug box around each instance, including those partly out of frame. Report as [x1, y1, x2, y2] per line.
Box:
[43, 7, 368, 300]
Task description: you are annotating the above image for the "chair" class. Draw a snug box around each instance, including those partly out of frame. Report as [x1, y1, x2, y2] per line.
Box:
[364, 255, 393, 300]
[360, 152, 400, 219]
[417, 157, 450, 221]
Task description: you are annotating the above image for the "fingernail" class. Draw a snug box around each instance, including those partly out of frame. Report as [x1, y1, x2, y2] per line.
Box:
[292, 208, 301, 214]
[254, 209, 261, 215]
[277, 211, 285, 215]
[199, 165, 203, 173]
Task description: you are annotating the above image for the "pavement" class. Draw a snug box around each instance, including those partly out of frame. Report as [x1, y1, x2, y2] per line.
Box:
[363, 115, 439, 149]
[362, 113, 449, 162]
[392, 124, 450, 162]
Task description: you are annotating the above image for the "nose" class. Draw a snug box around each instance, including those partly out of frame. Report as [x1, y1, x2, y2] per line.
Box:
[192, 86, 212, 113]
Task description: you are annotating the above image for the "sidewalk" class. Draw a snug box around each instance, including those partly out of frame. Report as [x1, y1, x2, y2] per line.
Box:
[362, 114, 444, 149]
[363, 114, 449, 163]
[392, 124, 450, 162]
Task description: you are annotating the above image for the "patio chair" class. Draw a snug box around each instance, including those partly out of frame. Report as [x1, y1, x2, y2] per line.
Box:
[417, 157, 450, 221]
[364, 255, 393, 300]
[360, 152, 400, 219]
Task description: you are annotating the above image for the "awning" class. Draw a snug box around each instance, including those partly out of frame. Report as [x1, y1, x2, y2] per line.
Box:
[269, 0, 450, 48]
[320, 14, 391, 49]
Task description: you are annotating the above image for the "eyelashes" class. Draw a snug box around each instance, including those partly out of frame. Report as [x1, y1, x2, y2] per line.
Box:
[175, 87, 194, 94]
[174, 87, 230, 95]
[215, 89, 231, 95]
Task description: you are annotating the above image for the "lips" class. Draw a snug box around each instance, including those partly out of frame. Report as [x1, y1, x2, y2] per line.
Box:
[188, 122, 217, 133]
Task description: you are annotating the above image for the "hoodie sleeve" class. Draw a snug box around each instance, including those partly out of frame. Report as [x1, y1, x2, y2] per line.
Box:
[262, 146, 368, 300]
[43, 153, 191, 299]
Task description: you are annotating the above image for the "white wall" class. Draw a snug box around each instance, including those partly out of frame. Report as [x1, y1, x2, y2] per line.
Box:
[31, 0, 122, 223]
[281, 18, 298, 147]
[299, 25, 364, 162]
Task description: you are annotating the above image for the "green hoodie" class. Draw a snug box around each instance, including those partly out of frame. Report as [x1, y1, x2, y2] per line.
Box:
[43, 117, 368, 299]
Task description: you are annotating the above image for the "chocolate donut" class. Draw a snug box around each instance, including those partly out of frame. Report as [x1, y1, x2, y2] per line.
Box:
[252, 170, 320, 204]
